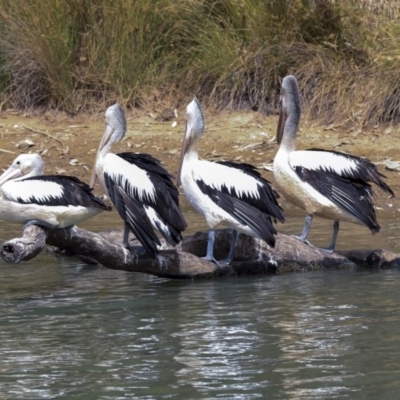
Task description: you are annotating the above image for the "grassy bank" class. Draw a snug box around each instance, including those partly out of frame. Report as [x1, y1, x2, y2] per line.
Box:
[0, 0, 400, 127]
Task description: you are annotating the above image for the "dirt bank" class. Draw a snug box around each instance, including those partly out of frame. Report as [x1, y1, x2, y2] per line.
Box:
[0, 107, 399, 216]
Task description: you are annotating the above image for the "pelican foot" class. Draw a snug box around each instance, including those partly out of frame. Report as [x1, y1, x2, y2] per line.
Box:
[201, 255, 223, 268]
[125, 245, 147, 256]
[120, 244, 148, 263]
[121, 241, 147, 254]
[256, 246, 278, 268]
[156, 254, 167, 268]
[317, 246, 335, 254]
[67, 226, 78, 239]
[121, 246, 130, 264]
[293, 235, 335, 253]
[266, 254, 278, 268]
[292, 235, 314, 248]
[157, 241, 173, 251]
[219, 257, 234, 265]
[256, 238, 266, 262]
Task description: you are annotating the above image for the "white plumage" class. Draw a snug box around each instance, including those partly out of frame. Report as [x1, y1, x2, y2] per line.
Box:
[2, 179, 64, 203]
[0, 154, 110, 229]
[90, 104, 187, 258]
[101, 153, 157, 202]
[177, 98, 284, 265]
[193, 161, 262, 198]
[273, 75, 393, 252]
[289, 150, 360, 175]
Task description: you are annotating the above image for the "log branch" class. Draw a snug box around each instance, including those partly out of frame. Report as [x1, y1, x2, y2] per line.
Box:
[1, 225, 47, 263]
[1, 225, 400, 279]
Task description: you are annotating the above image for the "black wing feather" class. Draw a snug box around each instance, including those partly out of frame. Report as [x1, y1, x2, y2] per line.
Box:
[196, 180, 277, 247]
[17, 175, 110, 210]
[104, 173, 160, 257]
[295, 166, 380, 233]
[216, 161, 285, 223]
[306, 149, 394, 196]
[117, 152, 187, 234]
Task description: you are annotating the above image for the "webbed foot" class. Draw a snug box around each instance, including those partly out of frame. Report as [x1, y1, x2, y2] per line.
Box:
[292, 235, 314, 248]
[201, 255, 223, 267]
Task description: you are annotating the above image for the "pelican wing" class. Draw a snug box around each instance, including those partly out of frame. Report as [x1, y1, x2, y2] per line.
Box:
[293, 163, 380, 233]
[2, 175, 110, 210]
[290, 149, 394, 196]
[104, 173, 160, 256]
[117, 152, 187, 232]
[195, 160, 284, 223]
[196, 179, 277, 247]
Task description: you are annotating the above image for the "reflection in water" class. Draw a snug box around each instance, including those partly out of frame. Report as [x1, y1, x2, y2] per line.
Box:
[0, 214, 400, 398]
[0, 263, 400, 398]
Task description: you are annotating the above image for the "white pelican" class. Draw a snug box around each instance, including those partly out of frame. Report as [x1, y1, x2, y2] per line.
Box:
[90, 104, 187, 258]
[273, 75, 394, 252]
[0, 153, 110, 229]
[177, 98, 284, 265]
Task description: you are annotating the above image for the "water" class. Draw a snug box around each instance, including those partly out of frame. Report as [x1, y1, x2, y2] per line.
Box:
[1, 211, 400, 399]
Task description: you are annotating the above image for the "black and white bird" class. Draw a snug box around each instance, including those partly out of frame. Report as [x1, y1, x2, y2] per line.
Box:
[90, 104, 187, 258]
[273, 75, 394, 252]
[0, 153, 110, 229]
[177, 98, 284, 266]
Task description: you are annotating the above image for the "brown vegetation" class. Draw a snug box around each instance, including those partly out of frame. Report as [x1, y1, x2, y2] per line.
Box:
[0, 1, 400, 127]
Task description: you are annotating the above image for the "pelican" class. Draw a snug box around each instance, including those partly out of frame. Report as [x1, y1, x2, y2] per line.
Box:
[177, 98, 284, 265]
[90, 104, 187, 258]
[0, 153, 110, 228]
[273, 75, 394, 252]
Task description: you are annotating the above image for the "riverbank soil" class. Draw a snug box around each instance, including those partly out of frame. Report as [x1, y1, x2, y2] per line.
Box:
[0, 107, 399, 216]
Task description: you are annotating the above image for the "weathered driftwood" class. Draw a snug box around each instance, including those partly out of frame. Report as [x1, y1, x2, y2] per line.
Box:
[1, 225, 400, 279]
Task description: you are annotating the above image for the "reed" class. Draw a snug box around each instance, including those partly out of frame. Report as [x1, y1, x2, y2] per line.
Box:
[0, 0, 399, 127]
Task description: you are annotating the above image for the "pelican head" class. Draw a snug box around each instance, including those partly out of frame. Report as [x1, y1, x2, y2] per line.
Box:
[177, 97, 205, 187]
[276, 75, 301, 145]
[99, 104, 127, 151]
[90, 104, 127, 187]
[0, 153, 44, 186]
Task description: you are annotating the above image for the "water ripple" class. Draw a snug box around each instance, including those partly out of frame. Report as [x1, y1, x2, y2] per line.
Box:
[0, 215, 400, 398]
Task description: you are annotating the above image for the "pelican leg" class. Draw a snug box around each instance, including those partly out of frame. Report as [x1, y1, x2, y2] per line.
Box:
[220, 229, 238, 264]
[62, 225, 78, 238]
[293, 214, 313, 247]
[122, 223, 130, 247]
[319, 221, 339, 253]
[24, 219, 58, 230]
[122, 223, 146, 255]
[202, 230, 221, 266]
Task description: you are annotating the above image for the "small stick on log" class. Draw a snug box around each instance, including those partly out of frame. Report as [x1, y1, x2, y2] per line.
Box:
[1, 226, 400, 279]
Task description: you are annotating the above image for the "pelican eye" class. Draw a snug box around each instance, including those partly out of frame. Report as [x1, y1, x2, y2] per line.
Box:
[16, 161, 21, 165]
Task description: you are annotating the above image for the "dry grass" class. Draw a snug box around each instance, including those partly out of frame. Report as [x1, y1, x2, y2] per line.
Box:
[0, 0, 81, 110]
[0, 0, 400, 127]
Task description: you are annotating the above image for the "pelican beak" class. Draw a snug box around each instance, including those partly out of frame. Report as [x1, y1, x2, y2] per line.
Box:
[89, 167, 97, 189]
[276, 96, 287, 145]
[0, 166, 24, 186]
[177, 122, 191, 188]
[90, 122, 114, 188]
[98, 122, 114, 153]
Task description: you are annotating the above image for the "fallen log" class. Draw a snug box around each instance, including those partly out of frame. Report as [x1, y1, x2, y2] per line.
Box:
[1, 225, 400, 279]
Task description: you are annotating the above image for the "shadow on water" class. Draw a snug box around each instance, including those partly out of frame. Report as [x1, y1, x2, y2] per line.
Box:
[0, 212, 400, 398]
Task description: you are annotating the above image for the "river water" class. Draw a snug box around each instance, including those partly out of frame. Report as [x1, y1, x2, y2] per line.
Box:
[1, 211, 400, 399]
